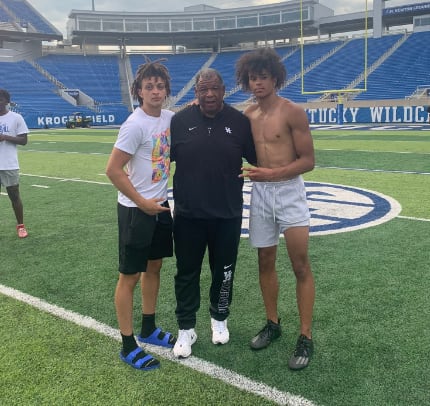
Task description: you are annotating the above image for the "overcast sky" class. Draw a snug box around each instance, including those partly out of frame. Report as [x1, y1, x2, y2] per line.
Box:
[27, 0, 429, 36]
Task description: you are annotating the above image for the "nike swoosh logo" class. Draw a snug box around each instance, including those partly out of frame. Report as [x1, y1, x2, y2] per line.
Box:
[224, 264, 232, 269]
[188, 126, 197, 131]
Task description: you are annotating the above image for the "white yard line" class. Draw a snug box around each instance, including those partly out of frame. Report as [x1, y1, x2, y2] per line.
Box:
[398, 215, 430, 222]
[0, 284, 317, 406]
[315, 166, 430, 175]
[21, 173, 112, 186]
[319, 148, 430, 155]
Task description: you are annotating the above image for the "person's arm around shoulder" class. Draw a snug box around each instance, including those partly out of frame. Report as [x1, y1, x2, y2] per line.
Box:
[241, 110, 257, 166]
[105, 148, 169, 216]
[169, 112, 180, 163]
[243, 104, 257, 118]
[239, 105, 259, 177]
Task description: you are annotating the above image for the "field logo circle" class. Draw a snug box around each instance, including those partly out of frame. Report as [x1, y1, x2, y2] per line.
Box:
[167, 181, 401, 237]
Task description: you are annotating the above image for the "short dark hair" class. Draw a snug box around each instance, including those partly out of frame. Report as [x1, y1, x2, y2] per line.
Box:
[0, 89, 11, 103]
[235, 47, 286, 91]
[195, 68, 224, 87]
[130, 57, 171, 105]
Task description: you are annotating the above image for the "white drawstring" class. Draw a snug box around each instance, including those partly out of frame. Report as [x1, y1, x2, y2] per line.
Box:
[272, 185, 278, 223]
[272, 185, 276, 223]
[261, 183, 277, 223]
[262, 183, 267, 220]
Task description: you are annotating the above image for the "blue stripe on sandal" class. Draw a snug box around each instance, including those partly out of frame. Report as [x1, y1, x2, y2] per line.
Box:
[119, 347, 160, 371]
[137, 328, 175, 348]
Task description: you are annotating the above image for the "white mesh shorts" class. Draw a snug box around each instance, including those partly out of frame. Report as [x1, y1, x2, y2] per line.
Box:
[249, 177, 310, 248]
[0, 170, 20, 187]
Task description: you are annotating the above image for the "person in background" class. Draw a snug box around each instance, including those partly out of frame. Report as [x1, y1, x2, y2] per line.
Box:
[236, 48, 315, 370]
[106, 60, 176, 371]
[170, 68, 257, 358]
[0, 89, 29, 238]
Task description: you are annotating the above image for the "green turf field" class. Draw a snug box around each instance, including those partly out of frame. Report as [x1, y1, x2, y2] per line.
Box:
[1, 127, 429, 406]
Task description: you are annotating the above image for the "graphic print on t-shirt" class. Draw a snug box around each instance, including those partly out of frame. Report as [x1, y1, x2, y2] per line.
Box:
[152, 128, 170, 183]
[0, 123, 9, 134]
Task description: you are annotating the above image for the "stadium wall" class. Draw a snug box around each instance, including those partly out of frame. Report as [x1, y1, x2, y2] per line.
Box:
[301, 99, 430, 125]
[24, 98, 430, 129]
[26, 111, 128, 130]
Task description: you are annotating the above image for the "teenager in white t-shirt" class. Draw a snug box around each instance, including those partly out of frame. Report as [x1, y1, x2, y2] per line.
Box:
[106, 60, 175, 371]
[0, 89, 29, 238]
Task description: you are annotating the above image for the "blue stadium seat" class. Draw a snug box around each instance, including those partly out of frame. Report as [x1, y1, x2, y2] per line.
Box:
[6, 0, 57, 35]
[37, 54, 123, 105]
[2, 31, 430, 126]
[355, 31, 430, 100]
[130, 53, 212, 99]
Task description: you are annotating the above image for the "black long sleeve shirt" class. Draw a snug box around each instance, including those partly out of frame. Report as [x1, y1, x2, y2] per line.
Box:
[171, 104, 257, 219]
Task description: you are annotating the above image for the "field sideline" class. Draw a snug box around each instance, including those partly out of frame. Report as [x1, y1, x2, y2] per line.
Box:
[0, 283, 315, 406]
[1, 126, 429, 406]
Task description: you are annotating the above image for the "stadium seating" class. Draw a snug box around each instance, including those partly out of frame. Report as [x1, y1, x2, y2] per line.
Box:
[177, 50, 249, 105]
[37, 54, 124, 105]
[4, 0, 57, 35]
[2, 29, 430, 126]
[355, 31, 430, 100]
[130, 52, 213, 106]
[292, 35, 399, 99]
[0, 4, 11, 22]
[0, 60, 93, 119]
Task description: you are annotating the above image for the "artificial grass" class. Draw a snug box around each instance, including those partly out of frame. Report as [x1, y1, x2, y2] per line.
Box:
[0, 295, 278, 406]
[1, 127, 429, 406]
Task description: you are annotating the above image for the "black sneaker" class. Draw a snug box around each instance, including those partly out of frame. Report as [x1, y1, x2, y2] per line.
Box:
[250, 319, 281, 350]
[288, 334, 314, 370]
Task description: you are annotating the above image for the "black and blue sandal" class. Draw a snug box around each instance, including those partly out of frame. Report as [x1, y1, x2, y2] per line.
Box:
[137, 327, 176, 348]
[119, 347, 160, 371]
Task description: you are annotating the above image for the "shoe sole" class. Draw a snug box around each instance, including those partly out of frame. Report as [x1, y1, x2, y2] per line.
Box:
[173, 350, 191, 358]
[288, 357, 310, 370]
[212, 336, 229, 345]
[250, 342, 270, 350]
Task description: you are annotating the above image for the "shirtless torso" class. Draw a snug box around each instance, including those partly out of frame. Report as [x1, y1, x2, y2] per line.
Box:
[243, 93, 314, 182]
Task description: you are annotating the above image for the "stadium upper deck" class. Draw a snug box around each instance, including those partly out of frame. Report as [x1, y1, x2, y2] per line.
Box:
[1, 1, 430, 52]
[65, 1, 430, 50]
[0, 0, 62, 42]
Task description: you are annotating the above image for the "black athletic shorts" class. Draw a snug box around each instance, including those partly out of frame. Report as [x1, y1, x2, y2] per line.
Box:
[117, 201, 173, 274]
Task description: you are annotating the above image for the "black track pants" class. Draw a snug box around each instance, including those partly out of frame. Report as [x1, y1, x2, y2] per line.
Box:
[173, 215, 242, 329]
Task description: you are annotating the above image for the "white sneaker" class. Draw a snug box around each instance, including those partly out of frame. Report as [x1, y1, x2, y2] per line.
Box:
[173, 328, 197, 358]
[211, 318, 229, 345]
